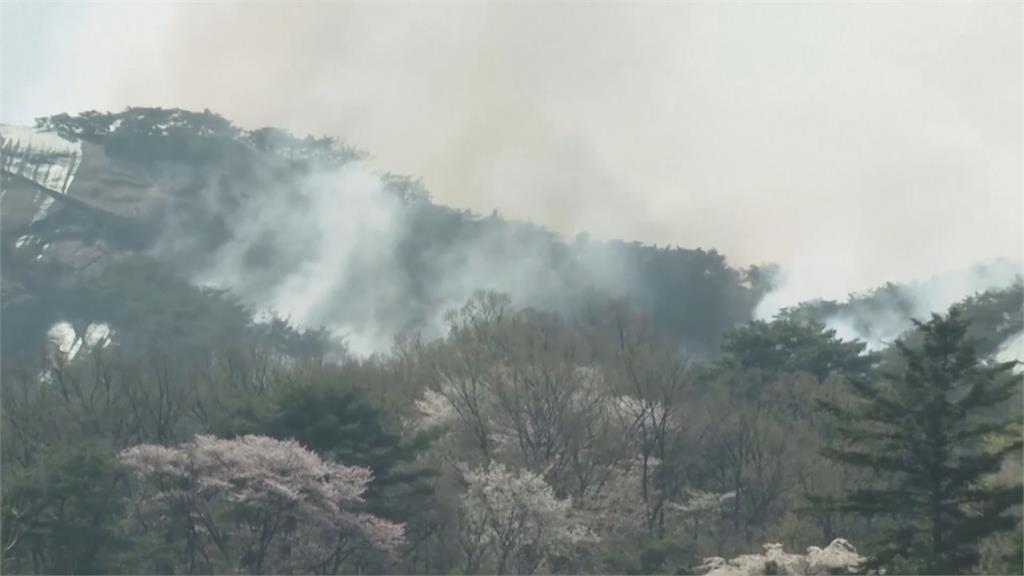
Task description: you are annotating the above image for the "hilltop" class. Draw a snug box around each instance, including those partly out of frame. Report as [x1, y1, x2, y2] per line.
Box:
[2, 108, 1019, 361]
[1, 108, 767, 358]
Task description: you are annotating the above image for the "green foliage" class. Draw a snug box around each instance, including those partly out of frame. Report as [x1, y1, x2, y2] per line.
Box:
[16, 254, 330, 360]
[959, 282, 1024, 357]
[603, 242, 764, 356]
[1006, 539, 1024, 575]
[598, 537, 696, 573]
[76, 256, 253, 352]
[38, 108, 239, 142]
[818, 306, 1023, 574]
[596, 537, 695, 575]
[37, 108, 363, 170]
[249, 380, 437, 519]
[3, 281, 1020, 574]
[781, 283, 917, 329]
[1, 442, 127, 575]
[720, 318, 875, 381]
[780, 279, 1023, 359]
[245, 126, 365, 167]
[638, 539, 695, 575]
[37, 108, 249, 167]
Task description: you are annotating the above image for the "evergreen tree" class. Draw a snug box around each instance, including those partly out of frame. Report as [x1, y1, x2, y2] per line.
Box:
[1, 442, 128, 575]
[720, 318, 875, 382]
[818, 306, 1022, 574]
[255, 382, 437, 520]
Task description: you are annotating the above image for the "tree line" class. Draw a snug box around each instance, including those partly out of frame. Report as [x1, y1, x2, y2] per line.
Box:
[2, 285, 1020, 574]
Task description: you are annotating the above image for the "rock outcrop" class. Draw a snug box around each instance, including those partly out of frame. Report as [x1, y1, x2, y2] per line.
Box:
[697, 539, 866, 576]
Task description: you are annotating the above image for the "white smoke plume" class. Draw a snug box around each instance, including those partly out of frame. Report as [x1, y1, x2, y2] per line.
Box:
[757, 259, 1023, 350]
[171, 157, 620, 356]
[191, 163, 407, 355]
[3, 3, 1019, 296]
[996, 331, 1024, 369]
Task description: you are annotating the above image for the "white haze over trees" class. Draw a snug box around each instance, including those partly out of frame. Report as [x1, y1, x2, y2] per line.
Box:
[2, 3, 1020, 356]
[177, 158, 633, 355]
[5, 114, 1018, 358]
[182, 150, 1020, 356]
[190, 163, 410, 354]
[757, 258, 1023, 350]
[3, 2, 1020, 299]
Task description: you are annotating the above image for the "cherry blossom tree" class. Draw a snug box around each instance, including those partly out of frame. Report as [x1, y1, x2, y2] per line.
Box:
[458, 462, 594, 574]
[120, 434, 403, 574]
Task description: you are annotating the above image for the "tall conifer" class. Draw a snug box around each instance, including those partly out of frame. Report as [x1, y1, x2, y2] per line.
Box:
[819, 307, 1022, 573]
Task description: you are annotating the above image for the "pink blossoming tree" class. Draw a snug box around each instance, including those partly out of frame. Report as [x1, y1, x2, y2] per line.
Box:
[120, 434, 404, 574]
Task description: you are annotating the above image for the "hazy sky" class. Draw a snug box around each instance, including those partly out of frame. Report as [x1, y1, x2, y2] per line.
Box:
[2, 2, 1020, 300]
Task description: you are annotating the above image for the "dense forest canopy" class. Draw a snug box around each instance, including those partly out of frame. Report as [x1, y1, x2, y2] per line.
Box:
[1, 108, 1021, 575]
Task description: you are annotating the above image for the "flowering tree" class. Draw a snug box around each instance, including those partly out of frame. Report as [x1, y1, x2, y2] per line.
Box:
[413, 388, 457, 431]
[458, 462, 593, 574]
[423, 294, 631, 503]
[120, 434, 403, 574]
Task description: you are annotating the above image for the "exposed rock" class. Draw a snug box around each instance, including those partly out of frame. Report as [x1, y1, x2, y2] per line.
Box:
[0, 124, 82, 195]
[698, 539, 866, 576]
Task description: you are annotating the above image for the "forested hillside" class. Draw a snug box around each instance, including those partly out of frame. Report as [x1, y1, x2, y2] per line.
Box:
[1, 109, 1021, 575]
[2, 109, 766, 359]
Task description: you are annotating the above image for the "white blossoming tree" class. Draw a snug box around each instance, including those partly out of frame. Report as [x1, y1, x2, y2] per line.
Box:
[120, 434, 404, 574]
[458, 462, 594, 574]
[412, 388, 457, 431]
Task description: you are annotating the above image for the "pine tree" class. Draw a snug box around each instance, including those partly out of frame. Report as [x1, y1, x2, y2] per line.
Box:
[818, 306, 1022, 574]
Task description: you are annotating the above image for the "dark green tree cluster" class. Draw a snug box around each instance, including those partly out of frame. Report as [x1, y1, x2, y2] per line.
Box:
[818, 308, 1022, 574]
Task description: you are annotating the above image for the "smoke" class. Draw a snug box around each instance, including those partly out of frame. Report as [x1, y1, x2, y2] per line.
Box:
[160, 154, 627, 356]
[3, 3, 1020, 294]
[186, 163, 406, 354]
[3, 3, 1020, 355]
[757, 258, 1023, 350]
[997, 331, 1024, 370]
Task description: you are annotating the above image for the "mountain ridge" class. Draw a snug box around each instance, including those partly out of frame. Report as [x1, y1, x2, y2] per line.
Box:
[2, 107, 1019, 359]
